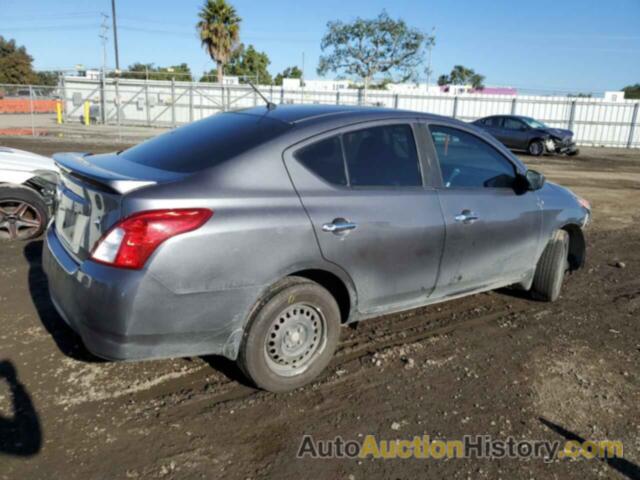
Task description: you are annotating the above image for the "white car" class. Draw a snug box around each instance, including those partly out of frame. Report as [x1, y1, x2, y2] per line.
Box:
[0, 147, 59, 240]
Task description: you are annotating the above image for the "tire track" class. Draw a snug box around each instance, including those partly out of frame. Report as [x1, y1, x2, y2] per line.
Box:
[130, 303, 525, 418]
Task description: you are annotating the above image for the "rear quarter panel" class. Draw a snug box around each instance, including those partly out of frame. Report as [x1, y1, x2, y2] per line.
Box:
[121, 139, 339, 344]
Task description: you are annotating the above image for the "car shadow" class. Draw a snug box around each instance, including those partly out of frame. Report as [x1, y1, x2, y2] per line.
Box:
[200, 355, 252, 387]
[0, 360, 42, 456]
[539, 417, 640, 479]
[23, 240, 102, 363]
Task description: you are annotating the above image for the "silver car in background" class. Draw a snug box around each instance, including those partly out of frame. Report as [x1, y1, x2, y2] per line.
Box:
[43, 105, 590, 392]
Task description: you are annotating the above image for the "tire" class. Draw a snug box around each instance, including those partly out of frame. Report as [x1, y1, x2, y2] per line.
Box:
[237, 276, 341, 392]
[528, 139, 545, 157]
[531, 230, 569, 302]
[567, 149, 579, 157]
[0, 185, 48, 241]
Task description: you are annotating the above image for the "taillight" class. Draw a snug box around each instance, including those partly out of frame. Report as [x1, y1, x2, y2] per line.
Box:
[90, 209, 213, 269]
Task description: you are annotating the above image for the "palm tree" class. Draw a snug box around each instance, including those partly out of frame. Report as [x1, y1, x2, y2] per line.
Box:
[197, 0, 241, 84]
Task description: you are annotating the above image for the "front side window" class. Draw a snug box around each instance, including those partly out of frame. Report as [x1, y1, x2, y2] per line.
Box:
[503, 118, 527, 131]
[342, 125, 421, 187]
[429, 125, 516, 189]
[295, 136, 347, 186]
[521, 117, 548, 129]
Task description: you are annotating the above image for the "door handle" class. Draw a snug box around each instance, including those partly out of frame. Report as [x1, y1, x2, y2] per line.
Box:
[454, 210, 479, 224]
[322, 219, 357, 234]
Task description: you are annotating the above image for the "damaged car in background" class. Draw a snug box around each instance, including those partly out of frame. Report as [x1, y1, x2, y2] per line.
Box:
[0, 147, 59, 241]
[472, 115, 579, 157]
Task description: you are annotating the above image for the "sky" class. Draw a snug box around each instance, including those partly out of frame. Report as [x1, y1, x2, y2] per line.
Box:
[1, 0, 639, 94]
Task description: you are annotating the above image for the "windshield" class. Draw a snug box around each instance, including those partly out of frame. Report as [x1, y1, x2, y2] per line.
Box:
[521, 117, 547, 129]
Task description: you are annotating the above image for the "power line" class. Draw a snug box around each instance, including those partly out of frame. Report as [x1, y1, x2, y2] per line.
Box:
[0, 24, 100, 32]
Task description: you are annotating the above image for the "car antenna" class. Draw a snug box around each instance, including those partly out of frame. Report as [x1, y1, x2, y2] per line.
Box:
[245, 79, 277, 110]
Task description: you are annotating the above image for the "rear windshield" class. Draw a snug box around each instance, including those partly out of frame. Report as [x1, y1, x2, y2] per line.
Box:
[122, 112, 291, 173]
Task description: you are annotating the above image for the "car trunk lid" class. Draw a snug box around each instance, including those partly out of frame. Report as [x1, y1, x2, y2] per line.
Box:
[53, 152, 186, 261]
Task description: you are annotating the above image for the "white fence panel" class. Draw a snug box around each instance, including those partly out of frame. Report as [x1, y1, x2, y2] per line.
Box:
[59, 77, 640, 148]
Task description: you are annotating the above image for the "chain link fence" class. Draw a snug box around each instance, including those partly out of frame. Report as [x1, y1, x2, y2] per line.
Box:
[1, 77, 639, 148]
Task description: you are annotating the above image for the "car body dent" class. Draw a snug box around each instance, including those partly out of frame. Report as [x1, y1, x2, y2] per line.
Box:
[0, 147, 58, 185]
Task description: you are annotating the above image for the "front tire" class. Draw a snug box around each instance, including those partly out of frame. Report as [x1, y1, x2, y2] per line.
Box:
[531, 230, 569, 302]
[528, 139, 545, 157]
[0, 185, 48, 241]
[237, 276, 341, 392]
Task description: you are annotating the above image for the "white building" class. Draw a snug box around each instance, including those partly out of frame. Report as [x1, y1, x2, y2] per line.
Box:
[283, 78, 353, 91]
[385, 83, 442, 95]
[604, 91, 625, 102]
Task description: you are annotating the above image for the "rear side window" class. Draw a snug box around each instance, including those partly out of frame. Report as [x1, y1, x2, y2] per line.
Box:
[429, 125, 516, 188]
[295, 136, 347, 186]
[343, 125, 421, 187]
[123, 112, 291, 173]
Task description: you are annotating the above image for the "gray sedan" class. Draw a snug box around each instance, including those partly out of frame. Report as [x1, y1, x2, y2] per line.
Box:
[43, 105, 590, 392]
[472, 115, 579, 156]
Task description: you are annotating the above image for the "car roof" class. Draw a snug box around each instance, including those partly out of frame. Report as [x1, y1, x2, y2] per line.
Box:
[233, 104, 452, 127]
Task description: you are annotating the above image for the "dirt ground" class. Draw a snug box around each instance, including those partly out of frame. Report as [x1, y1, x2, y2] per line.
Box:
[0, 137, 639, 479]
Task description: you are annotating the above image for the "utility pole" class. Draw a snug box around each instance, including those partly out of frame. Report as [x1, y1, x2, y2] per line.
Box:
[111, 0, 120, 72]
[301, 51, 305, 86]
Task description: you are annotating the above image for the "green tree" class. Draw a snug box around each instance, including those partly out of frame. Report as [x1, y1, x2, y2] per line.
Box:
[438, 65, 485, 89]
[317, 11, 434, 88]
[201, 44, 272, 84]
[0, 36, 38, 84]
[116, 63, 193, 81]
[197, 0, 241, 84]
[35, 71, 60, 86]
[274, 66, 303, 86]
[622, 84, 640, 99]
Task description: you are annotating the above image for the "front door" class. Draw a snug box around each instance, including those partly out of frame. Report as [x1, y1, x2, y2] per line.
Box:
[501, 117, 531, 150]
[284, 122, 445, 314]
[426, 124, 541, 297]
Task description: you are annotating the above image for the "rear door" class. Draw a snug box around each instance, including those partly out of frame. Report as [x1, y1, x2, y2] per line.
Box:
[425, 124, 541, 297]
[284, 121, 445, 314]
[488, 116, 514, 146]
[478, 116, 502, 138]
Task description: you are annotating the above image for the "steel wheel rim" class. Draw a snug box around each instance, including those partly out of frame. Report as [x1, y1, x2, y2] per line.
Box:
[264, 303, 327, 377]
[0, 200, 43, 240]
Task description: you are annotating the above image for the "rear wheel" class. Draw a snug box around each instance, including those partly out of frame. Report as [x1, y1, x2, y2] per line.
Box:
[237, 276, 341, 392]
[0, 185, 48, 241]
[528, 139, 545, 157]
[531, 230, 569, 302]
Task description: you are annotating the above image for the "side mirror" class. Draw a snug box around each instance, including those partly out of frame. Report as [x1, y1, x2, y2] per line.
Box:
[525, 169, 545, 191]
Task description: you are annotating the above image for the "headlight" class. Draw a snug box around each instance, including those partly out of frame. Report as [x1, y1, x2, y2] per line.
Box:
[577, 196, 591, 211]
[545, 139, 556, 151]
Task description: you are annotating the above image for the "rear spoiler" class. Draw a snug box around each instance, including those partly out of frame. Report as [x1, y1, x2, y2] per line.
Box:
[53, 152, 157, 194]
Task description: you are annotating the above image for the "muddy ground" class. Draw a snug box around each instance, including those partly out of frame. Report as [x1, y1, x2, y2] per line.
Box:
[0, 137, 639, 479]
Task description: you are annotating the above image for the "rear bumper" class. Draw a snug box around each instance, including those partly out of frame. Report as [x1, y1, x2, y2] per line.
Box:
[43, 225, 260, 361]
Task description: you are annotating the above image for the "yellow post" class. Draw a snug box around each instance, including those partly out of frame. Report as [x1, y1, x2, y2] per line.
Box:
[56, 100, 63, 124]
[83, 101, 90, 126]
